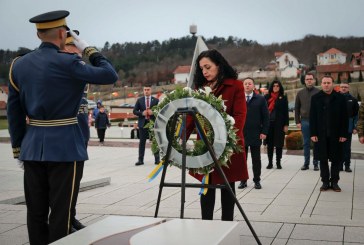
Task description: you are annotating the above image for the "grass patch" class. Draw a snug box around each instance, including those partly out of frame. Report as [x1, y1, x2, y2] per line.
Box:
[0, 119, 8, 130]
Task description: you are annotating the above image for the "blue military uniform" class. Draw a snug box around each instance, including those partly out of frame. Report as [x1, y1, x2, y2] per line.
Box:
[78, 89, 90, 145]
[7, 10, 118, 244]
[7, 42, 117, 161]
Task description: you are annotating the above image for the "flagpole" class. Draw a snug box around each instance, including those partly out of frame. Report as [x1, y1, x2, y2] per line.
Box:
[187, 25, 208, 88]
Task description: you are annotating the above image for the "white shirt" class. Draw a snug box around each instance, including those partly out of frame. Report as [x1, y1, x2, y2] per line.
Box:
[245, 92, 253, 102]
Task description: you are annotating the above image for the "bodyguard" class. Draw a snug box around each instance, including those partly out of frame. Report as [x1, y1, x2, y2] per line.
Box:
[7, 10, 118, 244]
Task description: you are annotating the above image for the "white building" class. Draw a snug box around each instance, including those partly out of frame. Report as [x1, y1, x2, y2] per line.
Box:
[317, 48, 347, 65]
[173, 66, 191, 84]
[275, 52, 299, 78]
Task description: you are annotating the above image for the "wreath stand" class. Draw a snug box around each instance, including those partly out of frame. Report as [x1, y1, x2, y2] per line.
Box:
[154, 107, 261, 245]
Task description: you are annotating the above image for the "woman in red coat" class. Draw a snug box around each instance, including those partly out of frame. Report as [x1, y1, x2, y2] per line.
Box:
[190, 49, 248, 221]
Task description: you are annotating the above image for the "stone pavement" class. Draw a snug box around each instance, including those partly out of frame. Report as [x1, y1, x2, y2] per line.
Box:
[1, 128, 364, 244]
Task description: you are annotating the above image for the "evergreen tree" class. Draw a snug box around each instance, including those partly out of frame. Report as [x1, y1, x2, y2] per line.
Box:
[348, 72, 352, 83]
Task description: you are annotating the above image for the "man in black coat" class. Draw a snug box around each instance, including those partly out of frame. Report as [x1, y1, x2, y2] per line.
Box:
[239, 78, 269, 189]
[133, 84, 160, 166]
[310, 75, 348, 192]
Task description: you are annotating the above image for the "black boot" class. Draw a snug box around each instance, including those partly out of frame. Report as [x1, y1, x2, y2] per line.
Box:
[266, 162, 273, 169]
[276, 160, 282, 169]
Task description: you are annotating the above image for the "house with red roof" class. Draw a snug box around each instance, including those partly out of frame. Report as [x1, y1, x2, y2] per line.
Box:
[317, 48, 347, 66]
[173, 65, 190, 84]
[316, 48, 364, 81]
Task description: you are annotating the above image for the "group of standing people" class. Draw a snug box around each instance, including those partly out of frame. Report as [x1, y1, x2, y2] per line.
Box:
[296, 72, 360, 192]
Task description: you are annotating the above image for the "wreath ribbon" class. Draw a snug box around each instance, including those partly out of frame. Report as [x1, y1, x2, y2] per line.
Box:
[148, 160, 164, 182]
[198, 174, 209, 195]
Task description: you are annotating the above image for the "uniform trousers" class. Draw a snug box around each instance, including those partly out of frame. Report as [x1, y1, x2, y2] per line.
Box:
[24, 161, 82, 244]
[200, 179, 236, 221]
[245, 146, 262, 182]
[70, 161, 84, 224]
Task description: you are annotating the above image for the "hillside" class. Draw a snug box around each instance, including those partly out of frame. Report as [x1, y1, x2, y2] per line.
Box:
[0, 35, 363, 89]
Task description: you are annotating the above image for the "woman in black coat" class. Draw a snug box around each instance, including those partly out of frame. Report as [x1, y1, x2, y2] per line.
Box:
[265, 80, 289, 169]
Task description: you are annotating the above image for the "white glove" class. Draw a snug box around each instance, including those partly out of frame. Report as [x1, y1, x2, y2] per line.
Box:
[17, 159, 24, 170]
[70, 30, 89, 53]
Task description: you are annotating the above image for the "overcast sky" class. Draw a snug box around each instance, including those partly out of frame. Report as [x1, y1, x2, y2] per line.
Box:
[1, 0, 363, 50]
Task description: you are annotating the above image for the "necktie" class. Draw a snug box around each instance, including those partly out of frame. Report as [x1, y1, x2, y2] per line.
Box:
[146, 97, 150, 119]
[246, 95, 250, 103]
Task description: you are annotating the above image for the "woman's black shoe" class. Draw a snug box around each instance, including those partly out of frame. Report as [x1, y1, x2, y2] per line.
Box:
[238, 181, 247, 189]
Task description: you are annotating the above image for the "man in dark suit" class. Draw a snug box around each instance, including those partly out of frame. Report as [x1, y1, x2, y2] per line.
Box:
[133, 84, 160, 166]
[239, 78, 269, 189]
[310, 75, 348, 192]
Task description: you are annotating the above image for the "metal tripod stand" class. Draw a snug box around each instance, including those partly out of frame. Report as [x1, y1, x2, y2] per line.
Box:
[154, 106, 261, 244]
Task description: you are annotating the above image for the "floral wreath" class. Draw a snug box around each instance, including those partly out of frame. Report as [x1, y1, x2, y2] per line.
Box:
[146, 86, 241, 176]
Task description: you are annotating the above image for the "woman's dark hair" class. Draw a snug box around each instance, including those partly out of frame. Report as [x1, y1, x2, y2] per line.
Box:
[268, 80, 285, 96]
[193, 49, 237, 89]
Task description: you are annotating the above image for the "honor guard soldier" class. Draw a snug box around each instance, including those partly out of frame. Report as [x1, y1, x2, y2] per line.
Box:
[7, 10, 118, 244]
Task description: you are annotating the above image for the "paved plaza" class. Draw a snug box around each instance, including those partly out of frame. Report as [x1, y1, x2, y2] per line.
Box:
[1, 128, 364, 244]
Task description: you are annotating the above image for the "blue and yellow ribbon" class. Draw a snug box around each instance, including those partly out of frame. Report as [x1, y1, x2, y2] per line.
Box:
[148, 160, 164, 182]
[199, 174, 209, 195]
[195, 122, 207, 140]
[175, 120, 183, 138]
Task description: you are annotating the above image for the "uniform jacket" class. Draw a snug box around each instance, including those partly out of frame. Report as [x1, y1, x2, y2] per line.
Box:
[7, 42, 118, 161]
[133, 96, 159, 128]
[310, 91, 348, 162]
[265, 94, 289, 147]
[95, 112, 110, 129]
[244, 93, 269, 146]
[190, 78, 248, 184]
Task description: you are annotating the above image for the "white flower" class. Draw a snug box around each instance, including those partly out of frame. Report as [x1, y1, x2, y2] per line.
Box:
[221, 100, 227, 111]
[183, 86, 192, 95]
[204, 86, 212, 96]
[198, 88, 206, 94]
[227, 115, 235, 125]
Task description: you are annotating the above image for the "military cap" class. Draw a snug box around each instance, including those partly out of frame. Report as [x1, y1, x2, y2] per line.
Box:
[66, 30, 79, 45]
[29, 10, 70, 30]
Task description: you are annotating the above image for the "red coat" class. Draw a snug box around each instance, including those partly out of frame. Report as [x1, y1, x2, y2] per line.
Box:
[189, 78, 248, 184]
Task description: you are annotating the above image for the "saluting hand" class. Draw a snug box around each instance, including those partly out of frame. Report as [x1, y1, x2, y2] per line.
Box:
[70, 30, 89, 53]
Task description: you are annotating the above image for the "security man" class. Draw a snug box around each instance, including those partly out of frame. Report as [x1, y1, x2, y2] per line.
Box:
[7, 10, 118, 244]
[64, 30, 89, 232]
